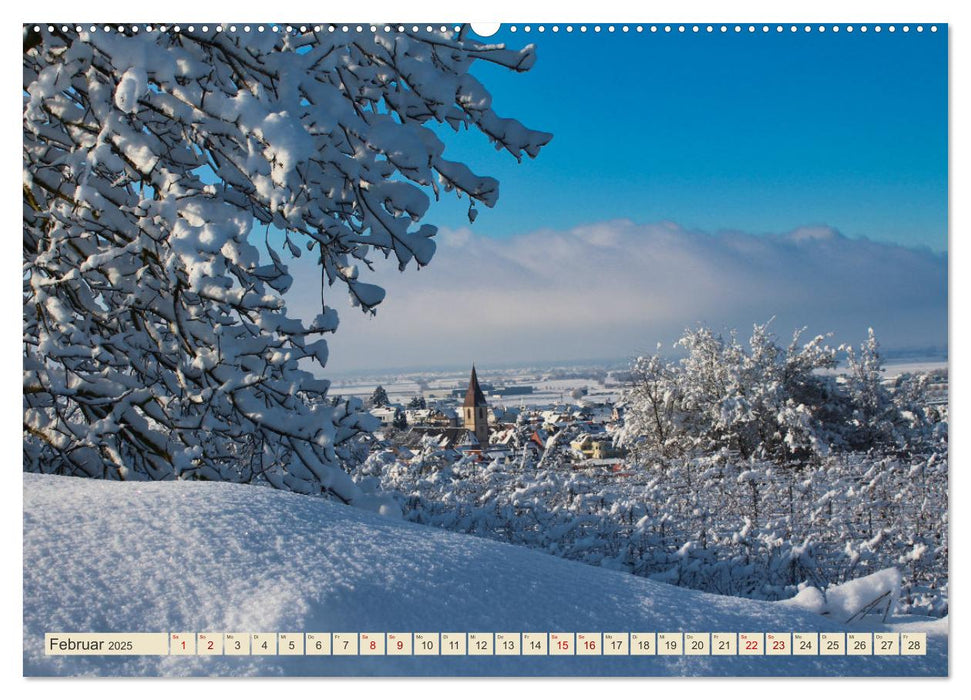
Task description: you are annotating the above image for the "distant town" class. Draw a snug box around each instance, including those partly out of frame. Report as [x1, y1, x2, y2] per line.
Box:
[335, 357, 947, 477]
[353, 364, 630, 474]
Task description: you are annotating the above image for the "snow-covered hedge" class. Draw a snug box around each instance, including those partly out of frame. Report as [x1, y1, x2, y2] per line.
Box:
[361, 449, 948, 617]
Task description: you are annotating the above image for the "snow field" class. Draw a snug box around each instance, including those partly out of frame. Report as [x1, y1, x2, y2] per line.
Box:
[23, 474, 946, 676]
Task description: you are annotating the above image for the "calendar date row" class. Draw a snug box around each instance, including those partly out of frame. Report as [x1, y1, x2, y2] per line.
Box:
[45, 631, 927, 657]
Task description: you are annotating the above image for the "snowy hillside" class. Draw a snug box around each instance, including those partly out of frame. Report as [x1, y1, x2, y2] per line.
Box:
[23, 474, 946, 676]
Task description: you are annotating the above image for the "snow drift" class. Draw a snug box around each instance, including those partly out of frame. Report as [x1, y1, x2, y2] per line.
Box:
[22, 474, 946, 676]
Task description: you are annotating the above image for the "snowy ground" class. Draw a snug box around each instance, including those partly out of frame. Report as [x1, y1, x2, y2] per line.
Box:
[23, 473, 947, 677]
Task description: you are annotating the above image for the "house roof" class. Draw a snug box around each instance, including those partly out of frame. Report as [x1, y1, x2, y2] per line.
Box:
[403, 426, 480, 449]
[462, 365, 488, 408]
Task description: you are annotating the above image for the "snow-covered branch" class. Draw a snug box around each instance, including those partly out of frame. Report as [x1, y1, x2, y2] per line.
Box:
[23, 25, 550, 502]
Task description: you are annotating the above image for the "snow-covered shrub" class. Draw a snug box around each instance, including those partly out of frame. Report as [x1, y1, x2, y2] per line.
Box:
[23, 26, 550, 502]
[365, 449, 947, 616]
[619, 323, 940, 464]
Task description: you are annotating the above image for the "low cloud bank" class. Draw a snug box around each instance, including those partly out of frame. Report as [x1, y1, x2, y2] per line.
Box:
[289, 220, 946, 372]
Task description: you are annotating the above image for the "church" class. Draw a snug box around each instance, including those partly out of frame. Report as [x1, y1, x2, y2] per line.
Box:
[395, 365, 491, 452]
[461, 365, 490, 446]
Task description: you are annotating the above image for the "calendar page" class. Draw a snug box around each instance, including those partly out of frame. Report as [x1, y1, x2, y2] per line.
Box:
[22, 14, 948, 679]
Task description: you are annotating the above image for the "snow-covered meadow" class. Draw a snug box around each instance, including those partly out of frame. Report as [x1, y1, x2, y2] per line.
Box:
[23, 474, 946, 676]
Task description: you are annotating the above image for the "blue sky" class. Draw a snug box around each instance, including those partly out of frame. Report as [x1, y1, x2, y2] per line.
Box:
[307, 25, 948, 372]
[427, 25, 947, 251]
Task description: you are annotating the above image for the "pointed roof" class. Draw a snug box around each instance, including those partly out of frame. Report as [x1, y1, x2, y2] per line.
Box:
[463, 365, 488, 408]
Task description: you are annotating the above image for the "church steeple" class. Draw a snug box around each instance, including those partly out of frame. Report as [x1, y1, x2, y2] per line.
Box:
[463, 364, 488, 409]
[462, 365, 490, 446]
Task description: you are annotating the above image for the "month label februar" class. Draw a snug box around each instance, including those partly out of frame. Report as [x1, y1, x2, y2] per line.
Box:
[45, 633, 169, 656]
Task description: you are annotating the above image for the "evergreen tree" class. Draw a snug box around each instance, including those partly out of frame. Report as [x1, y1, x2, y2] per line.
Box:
[369, 386, 390, 409]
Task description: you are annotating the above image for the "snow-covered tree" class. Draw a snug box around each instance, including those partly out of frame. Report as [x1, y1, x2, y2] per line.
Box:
[621, 324, 835, 461]
[368, 385, 390, 409]
[620, 323, 913, 464]
[23, 25, 551, 503]
[391, 407, 408, 430]
[841, 329, 899, 451]
[621, 322, 949, 469]
[619, 345, 683, 460]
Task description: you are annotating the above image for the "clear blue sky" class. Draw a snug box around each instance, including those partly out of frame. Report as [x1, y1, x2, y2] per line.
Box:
[428, 25, 947, 251]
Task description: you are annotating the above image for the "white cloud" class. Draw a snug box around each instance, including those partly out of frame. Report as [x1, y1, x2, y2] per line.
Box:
[287, 220, 947, 372]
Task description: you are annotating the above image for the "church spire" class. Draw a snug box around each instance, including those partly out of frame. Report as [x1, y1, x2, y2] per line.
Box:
[463, 364, 487, 408]
[462, 364, 490, 446]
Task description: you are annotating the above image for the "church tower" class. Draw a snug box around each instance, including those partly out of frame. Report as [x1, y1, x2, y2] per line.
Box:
[462, 365, 490, 446]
